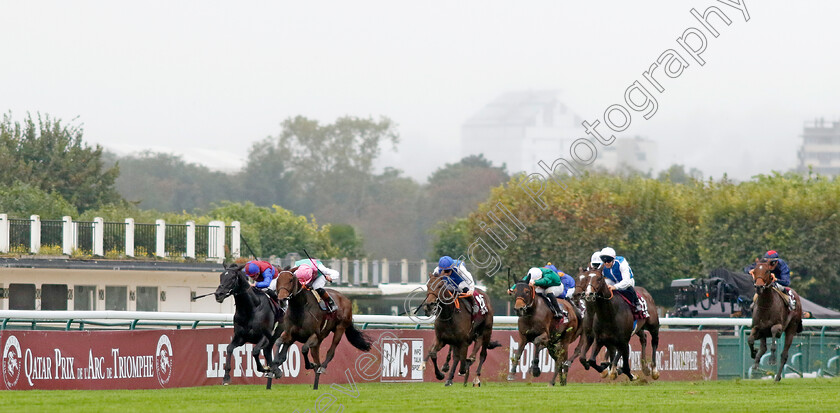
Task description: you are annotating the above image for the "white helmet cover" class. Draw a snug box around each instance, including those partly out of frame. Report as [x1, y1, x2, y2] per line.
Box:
[600, 247, 616, 259]
[590, 252, 603, 266]
[527, 267, 542, 280]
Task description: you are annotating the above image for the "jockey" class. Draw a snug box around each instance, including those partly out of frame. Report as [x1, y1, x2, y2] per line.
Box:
[545, 263, 576, 300]
[433, 256, 487, 315]
[598, 247, 649, 319]
[745, 250, 795, 311]
[293, 258, 340, 313]
[589, 252, 603, 270]
[244, 260, 279, 302]
[525, 266, 569, 319]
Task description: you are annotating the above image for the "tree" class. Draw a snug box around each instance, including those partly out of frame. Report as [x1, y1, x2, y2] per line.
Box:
[327, 224, 365, 258]
[658, 164, 702, 184]
[114, 151, 234, 212]
[0, 112, 121, 212]
[0, 181, 77, 219]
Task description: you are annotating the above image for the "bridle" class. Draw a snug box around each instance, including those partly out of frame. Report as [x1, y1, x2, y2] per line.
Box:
[276, 271, 302, 299]
[584, 270, 613, 302]
[513, 282, 536, 312]
[752, 263, 774, 294]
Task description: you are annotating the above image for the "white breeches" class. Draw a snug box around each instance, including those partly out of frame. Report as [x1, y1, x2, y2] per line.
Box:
[310, 276, 327, 290]
[536, 285, 564, 296]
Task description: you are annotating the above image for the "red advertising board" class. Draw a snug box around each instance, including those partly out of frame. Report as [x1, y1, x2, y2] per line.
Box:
[1, 329, 717, 390]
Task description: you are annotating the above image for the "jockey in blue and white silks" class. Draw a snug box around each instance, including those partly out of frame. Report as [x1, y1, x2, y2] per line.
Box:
[433, 256, 486, 314]
[598, 247, 649, 319]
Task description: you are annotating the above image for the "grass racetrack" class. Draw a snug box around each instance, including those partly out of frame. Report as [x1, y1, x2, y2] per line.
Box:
[2, 379, 839, 412]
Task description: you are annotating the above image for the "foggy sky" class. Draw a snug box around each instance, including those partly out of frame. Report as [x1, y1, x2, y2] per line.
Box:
[2, 0, 838, 181]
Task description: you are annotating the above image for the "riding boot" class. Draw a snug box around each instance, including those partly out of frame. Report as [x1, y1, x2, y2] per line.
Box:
[264, 288, 279, 303]
[629, 289, 648, 319]
[317, 288, 337, 312]
[545, 293, 566, 319]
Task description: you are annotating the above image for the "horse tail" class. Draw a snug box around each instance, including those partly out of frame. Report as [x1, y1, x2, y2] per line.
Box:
[487, 341, 502, 350]
[345, 323, 372, 352]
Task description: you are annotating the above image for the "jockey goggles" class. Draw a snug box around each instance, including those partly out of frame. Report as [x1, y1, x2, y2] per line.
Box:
[599, 255, 615, 263]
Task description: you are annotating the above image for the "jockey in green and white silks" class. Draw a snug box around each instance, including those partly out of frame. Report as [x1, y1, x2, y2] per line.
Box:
[597, 247, 649, 319]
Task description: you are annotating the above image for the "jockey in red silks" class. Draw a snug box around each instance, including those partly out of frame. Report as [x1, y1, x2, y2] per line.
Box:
[244, 260, 280, 302]
[293, 258, 340, 313]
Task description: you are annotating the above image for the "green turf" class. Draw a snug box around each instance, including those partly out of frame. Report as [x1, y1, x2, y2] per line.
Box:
[1, 379, 839, 412]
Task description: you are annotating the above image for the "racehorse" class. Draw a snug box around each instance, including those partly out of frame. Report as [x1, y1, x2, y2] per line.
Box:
[213, 262, 283, 385]
[507, 278, 580, 386]
[583, 267, 660, 381]
[573, 266, 612, 374]
[748, 259, 803, 381]
[422, 273, 499, 387]
[269, 268, 372, 390]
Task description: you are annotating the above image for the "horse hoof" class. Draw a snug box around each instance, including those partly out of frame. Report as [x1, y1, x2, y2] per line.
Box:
[441, 364, 450, 373]
[473, 377, 481, 387]
[223, 382, 229, 386]
[445, 380, 453, 387]
[507, 374, 515, 381]
[600, 370, 609, 379]
[316, 366, 326, 374]
[769, 359, 777, 366]
[630, 374, 638, 381]
[651, 369, 660, 380]
[532, 367, 542, 377]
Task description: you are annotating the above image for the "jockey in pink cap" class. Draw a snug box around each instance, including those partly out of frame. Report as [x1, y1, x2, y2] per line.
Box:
[293, 258, 340, 312]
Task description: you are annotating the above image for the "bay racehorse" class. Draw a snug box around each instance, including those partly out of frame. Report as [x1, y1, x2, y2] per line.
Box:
[583, 267, 660, 381]
[214, 262, 283, 385]
[270, 268, 371, 390]
[749, 259, 803, 381]
[422, 273, 499, 386]
[573, 266, 614, 375]
[507, 279, 580, 386]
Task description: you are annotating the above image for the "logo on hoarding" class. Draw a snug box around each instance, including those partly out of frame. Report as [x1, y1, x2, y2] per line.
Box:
[155, 335, 173, 387]
[380, 338, 423, 382]
[2, 335, 22, 389]
[701, 334, 715, 380]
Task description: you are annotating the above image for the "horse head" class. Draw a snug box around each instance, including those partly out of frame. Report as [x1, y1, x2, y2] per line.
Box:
[583, 267, 609, 302]
[511, 277, 536, 315]
[752, 258, 777, 293]
[275, 267, 300, 300]
[422, 273, 457, 315]
[574, 266, 592, 301]
[215, 262, 248, 303]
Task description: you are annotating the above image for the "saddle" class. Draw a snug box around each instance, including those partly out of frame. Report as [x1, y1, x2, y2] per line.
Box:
[616, 290, 647, 320]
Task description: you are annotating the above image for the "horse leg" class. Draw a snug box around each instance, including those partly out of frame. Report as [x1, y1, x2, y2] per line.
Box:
[619, 342, 634, 381]
[587, 341, 606, 373]
[424, 340, 446, 381]
[459, 343, 472, 387]
[776, 328, 796, 382]
[270, 333, 292, 378]
[319, 326, 346, 373]
[508, 335, 529, 381]
[441, 347, 453, 373]
[301, 334, 319, 371]
[223, 336, 245, 385]
[474, 332, 491, 387]
[309, 340, 323, 390]
[649, 326, 660, 380]
[636, 330, 650, 377]
[578, 332, 593, 369]
[444, 344, 461, 387]
[607, 344, 619, 380]
[251, 335, 271, 374]
[769, 323, 783, 366]
[531, 333, 548, 378]
[748, 327, 758, 361]
[754, 337, 768, 376]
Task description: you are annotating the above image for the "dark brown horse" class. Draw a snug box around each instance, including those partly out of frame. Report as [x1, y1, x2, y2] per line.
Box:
[583, 267, 660, 381]
[573, 266, 613, 375]
[213, 263, 282, 385]
[421, 273, 499, 386]
[748, 259, 803, 381]
[507, 279, 580, 386]
[270, 269, 371, 389]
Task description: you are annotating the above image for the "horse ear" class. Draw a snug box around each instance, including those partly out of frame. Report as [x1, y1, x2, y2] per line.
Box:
[524, 275, 531, 283]
[290, 266, 300, 273]
[283, 265, 291, 271]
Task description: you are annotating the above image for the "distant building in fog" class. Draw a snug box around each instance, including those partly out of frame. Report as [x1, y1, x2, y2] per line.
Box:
[593, 136, 658, 175]
[461, 90, 582, 174]
[461, 91, 657, 174]
[799, 118, 840, 176]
